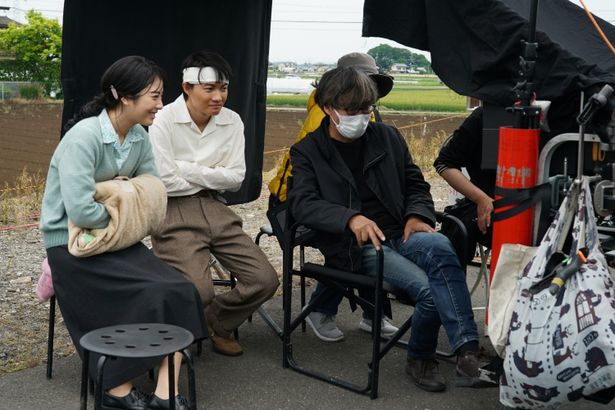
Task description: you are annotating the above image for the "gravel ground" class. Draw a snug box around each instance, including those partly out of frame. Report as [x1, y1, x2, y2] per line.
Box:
[0, 175, 450, 375]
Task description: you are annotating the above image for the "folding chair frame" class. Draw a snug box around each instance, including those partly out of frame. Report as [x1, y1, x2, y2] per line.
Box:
[281, 220, 415, 399]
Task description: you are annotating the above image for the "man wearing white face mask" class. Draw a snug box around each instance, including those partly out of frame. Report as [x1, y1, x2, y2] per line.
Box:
[272, 53, 399, 343]
[289, 67, 496, 392]
[330, 107, 372, 139]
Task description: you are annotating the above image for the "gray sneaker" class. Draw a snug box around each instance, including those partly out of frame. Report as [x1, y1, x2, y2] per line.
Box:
[358, 317, 399, 338]
[305, 311, 344, 342]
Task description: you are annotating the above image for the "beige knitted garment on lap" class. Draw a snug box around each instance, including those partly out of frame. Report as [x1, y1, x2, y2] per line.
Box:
[68, 174, 167, 257]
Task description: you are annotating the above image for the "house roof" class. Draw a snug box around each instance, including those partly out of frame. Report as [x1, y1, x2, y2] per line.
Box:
[0, 16, 19, 29]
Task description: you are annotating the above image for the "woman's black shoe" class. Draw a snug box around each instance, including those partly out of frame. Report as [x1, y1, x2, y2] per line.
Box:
[102, 387, 148, 410]
[146, 394, 189, 410]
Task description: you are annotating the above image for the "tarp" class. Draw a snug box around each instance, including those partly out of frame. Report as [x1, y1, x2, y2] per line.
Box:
[502, 0, 615, 74]
[61, 0, 272, 204]
[362, 0, 615, 108]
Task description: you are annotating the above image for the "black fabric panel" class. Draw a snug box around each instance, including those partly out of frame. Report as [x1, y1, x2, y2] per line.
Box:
[502, 0, 615, 74]
[362, 0, 615, 107]
[61, 0, 272, 204]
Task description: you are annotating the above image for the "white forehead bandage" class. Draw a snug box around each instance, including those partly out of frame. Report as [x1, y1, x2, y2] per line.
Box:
[182, 67, 229, 84]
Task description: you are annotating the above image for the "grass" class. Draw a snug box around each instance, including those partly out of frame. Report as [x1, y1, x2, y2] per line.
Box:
[379, 87, 466, 112]
[267, 84, 466, 112]
[0, 168, 45, 227]
[266, 94, 308, 108]
[400, 128, 449, 177]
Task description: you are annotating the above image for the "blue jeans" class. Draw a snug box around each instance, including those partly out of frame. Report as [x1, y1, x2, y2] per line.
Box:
[309, 282, 373, 320]
[361, 232, 478, 359]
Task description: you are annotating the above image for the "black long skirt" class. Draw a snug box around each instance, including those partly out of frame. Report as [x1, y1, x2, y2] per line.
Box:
[46, 242, 206, 389]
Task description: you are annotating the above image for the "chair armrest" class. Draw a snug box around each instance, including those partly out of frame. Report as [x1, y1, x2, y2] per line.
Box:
[435, 211, 468, 262]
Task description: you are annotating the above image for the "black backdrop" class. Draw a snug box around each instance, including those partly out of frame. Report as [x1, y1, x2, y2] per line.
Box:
[503, 0, 615, 74]
[61, 0, 273, 204]
[362, 0, 615, 107]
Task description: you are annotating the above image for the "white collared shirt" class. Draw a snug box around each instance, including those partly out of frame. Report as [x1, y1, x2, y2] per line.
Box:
[149, 95, 246, 196]
[99, 109, 144, 171]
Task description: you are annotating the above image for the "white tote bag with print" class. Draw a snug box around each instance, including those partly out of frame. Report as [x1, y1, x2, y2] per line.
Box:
[489, 243, 537, 358]
[500, 179, 615, 408]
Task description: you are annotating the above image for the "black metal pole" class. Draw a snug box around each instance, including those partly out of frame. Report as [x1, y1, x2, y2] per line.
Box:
[528, 0, 538, 43]
[511, 0, 541, 129]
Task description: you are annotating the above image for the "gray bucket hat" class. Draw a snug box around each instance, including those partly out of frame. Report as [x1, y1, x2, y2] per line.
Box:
[336, 52, 394, 98]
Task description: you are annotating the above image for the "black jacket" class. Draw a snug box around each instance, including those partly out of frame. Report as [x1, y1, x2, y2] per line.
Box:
[288, 118, 435, 272]
[433, 107, 496, 198]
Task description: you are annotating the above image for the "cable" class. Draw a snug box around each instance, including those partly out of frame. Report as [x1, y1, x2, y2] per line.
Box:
[578, 0, 615, 56]
[395, 114, 467, 131]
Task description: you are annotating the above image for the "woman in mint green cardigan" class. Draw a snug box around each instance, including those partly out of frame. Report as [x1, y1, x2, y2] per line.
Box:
[40, 56, 205, 410]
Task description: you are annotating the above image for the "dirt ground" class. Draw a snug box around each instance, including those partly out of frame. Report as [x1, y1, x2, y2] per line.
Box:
[0, 102, 467, 186]
[0, 103, 63, 187]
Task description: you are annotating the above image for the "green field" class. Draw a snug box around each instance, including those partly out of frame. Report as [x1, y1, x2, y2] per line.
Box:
[267, 80, 467, 113]
[379, 86, 466, 112]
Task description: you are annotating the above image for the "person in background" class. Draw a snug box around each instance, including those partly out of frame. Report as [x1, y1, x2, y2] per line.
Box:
[268, 52, 398, 342]
[149, 50, 279, 357]
[433, 107, 494, 266]
[289, 67, 496, 392]
[40, 56, 206, 410]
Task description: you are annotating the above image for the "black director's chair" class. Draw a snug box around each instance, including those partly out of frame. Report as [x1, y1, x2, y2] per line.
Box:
[279, 201, 469, 399]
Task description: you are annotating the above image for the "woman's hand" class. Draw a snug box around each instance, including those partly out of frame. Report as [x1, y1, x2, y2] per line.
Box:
[476, 194, 494, 234]
[114, 176, 130, 181]
[348, 214, 385, 250]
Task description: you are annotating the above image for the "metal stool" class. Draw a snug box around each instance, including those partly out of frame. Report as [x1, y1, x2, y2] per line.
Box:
[79, 323, 196, 410]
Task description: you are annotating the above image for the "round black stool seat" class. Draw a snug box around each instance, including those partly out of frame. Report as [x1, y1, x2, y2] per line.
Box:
[80, 323, 194, 358]
[78, 323, 196, 410]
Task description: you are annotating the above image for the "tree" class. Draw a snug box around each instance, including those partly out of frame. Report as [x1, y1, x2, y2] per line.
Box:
[367, 44, 432, 73]
[0, 10, 62, 96]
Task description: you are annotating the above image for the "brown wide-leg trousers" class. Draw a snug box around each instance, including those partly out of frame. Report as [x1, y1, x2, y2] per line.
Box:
[152, 195, 279, 338]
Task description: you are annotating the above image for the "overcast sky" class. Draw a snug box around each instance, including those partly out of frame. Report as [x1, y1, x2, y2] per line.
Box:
[1, 0, 614, 63]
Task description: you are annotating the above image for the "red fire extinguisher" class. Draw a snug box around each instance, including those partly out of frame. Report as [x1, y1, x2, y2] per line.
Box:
[490, 127, 540, 288]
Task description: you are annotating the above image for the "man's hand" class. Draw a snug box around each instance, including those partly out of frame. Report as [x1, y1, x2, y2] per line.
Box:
[476, 194, 494, 234]
[347, 214, 385, 250]
[403, 216, 436, 242]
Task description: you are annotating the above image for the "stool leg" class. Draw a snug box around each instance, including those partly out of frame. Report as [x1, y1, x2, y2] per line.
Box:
[95, 355, 107, 410]
[46, 295, 55, 379]
[181, 349, 196, 410]
[168, 353, 176, 410]
[80, 349, 89, 410]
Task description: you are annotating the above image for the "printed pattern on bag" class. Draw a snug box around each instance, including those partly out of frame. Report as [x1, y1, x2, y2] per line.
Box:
[500, 179, 615, 408]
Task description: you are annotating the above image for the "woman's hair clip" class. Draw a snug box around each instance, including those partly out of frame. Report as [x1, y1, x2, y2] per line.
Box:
[110, 85, 119, 100]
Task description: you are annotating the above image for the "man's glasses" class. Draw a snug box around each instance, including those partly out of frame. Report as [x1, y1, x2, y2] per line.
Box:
[336, 106, 374, 116]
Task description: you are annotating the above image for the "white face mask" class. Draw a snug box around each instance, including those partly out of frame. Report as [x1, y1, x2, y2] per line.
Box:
[332, 108, 370, 140]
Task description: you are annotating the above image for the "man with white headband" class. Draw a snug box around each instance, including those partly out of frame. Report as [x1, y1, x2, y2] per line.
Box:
[149, 50, 279, 357]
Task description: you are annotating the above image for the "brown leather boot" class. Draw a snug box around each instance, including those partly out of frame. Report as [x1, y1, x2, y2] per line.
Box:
[405, 357, 446, 392]
[205, 307, 244, 357]
[456, 350, 499, 387]
[208, 326, 243, 356]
